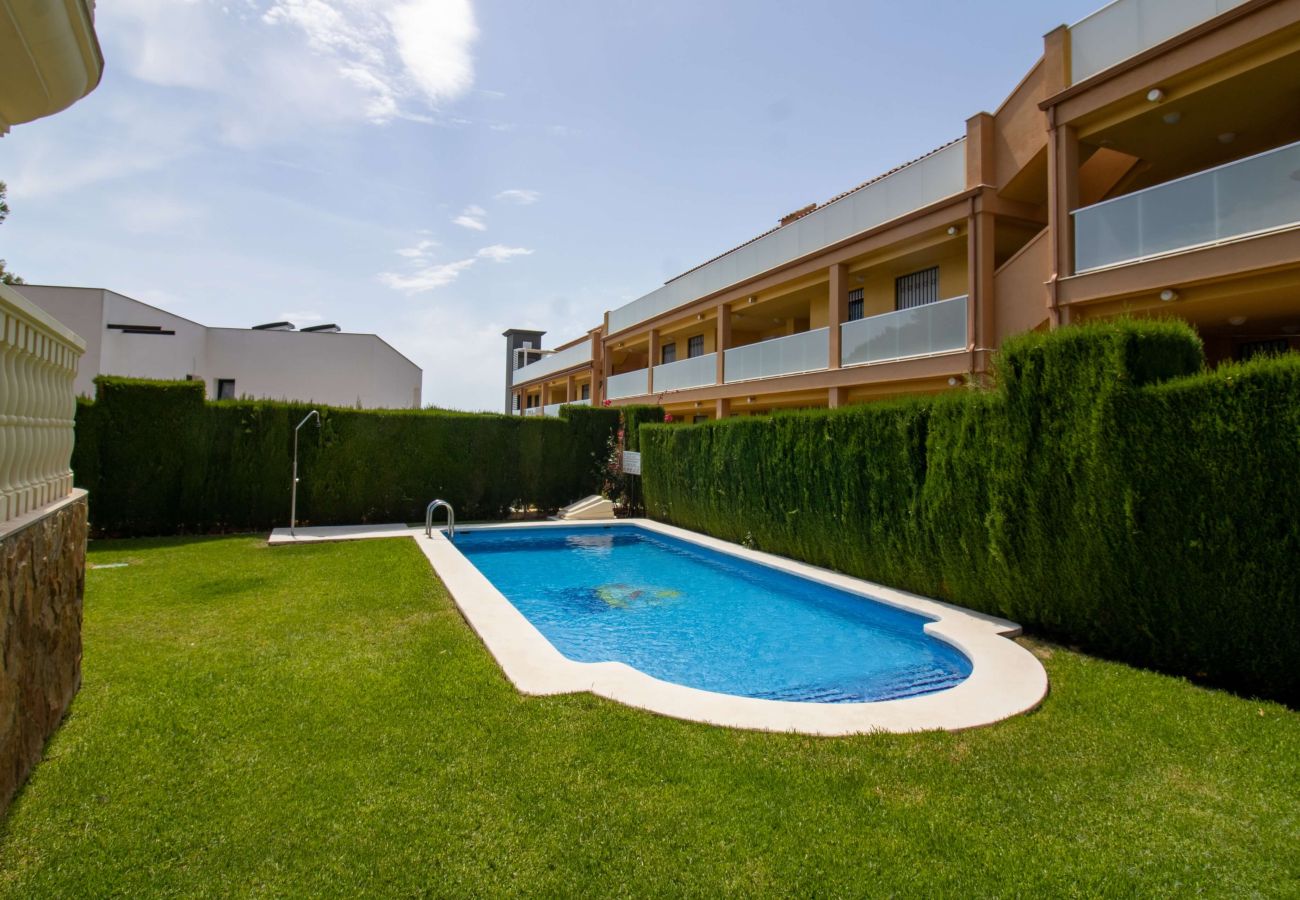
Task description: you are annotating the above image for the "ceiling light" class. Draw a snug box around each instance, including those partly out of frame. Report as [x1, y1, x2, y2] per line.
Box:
[1218, 132, 1237, 144]
[696, 313, 704, 320]
[1162, 111, 1182, 125]
[947, 225, 959, 236]
[854, 275, 865, 284]
[1147, 88, 1165, 103]
[747, 396, 756, 403]
[947, 377, 960, 387]
[748, 296, 756, 304]
[1159, 289, 1178, 302]
[1228, 316, 1247, 326]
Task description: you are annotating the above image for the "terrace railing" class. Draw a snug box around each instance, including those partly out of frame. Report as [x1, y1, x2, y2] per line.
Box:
[606, 368, 649, 401]
[1069, 0, 1249, 85]
[1073, 139, 1300, 273]
[724, 328, 828, 383]
[0, 285, 84, 524]
[840, 296, 968, 367]
[652, 353, 717, 393]
[512, 340, 593, 386]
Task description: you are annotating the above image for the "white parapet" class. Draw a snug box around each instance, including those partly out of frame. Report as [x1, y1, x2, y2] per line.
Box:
[0, 284, 85, 525]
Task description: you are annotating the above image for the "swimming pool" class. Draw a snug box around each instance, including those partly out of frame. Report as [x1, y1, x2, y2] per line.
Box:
[455, 525, 972, 703]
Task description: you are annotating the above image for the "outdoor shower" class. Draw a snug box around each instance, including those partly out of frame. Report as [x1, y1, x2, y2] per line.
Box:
[289, 409, 320, 536]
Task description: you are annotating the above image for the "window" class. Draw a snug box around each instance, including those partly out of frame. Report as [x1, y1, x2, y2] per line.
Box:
[660, 342, 677, 365]
[692, 415, 708, 424]
[216, 379, 236, 400]
[581, 383, 590, 400]
[687, 335, 705, 358]
[848, 288, 864, 322]
[895, 266, 939, 310]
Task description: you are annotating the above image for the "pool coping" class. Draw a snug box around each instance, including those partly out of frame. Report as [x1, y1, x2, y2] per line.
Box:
[269, 519, 1048, 735]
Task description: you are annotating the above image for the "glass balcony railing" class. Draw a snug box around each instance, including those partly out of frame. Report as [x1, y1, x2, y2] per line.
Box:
[840, 296, 968, 367]
[1069, 0, 1249, 85]
[652, 353, 717, 393]
[511, 340, 593, 386]
[523, 406, 542, 417]
[606, 368, 649, 400]
[1073, 140, 1300, 273]
[724, 328, 828, 383]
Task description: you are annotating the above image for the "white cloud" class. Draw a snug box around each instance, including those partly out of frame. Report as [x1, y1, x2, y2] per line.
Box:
[385, 0, 478, 106]
[379, 257, 477, 293]
[396, 239, 439, 258]
[495, 189, 540, 205]
[476, 244, 533, 262]
[452, 204, 487, 230]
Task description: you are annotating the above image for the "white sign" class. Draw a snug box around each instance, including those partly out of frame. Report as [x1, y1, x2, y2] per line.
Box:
[622, 450, 642, 476]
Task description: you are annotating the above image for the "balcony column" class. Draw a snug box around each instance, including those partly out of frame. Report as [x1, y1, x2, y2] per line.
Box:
[565, 374, 576, 403]
[715, 398, 730, 420]
[828, 387, 847, 409]
[715, 305, 730, 385]
[647, 329, 659, 394]
[967, 206, 996, 374]
[1047, 119, 1080, 326]
[828, 263, 849, 369]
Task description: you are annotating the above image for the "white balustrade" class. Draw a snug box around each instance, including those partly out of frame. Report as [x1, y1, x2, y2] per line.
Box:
[725, 328, 828, 383]
[1070, 0, 1249, 85]
[1073, 139, 1300, 273]
[652, 353, 717, 393]
[606, 368, 650, 400]
[0, 285, 85, 524]
[840, 296, 968, 367]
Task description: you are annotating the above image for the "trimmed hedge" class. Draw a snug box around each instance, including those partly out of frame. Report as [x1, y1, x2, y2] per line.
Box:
[73, 378, 618, 537]
[642, 319, 1300, 703]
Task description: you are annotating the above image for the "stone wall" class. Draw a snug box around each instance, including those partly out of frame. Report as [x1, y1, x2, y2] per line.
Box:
[0, 492, 86, 816]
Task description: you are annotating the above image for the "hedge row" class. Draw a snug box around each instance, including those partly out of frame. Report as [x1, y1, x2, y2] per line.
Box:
[641, 319, 1300, 703]
[72, 378, 619, 537]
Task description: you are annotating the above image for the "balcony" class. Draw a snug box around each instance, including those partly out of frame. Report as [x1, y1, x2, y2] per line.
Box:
[653, 353, 717, 393]
[1073, 140, 1300, 273]
[725, 329, 828, 384]
[841, 296, 968, 367]
[1069, 0, 1250, 85]
[512, 340, 593, 386]
[606, 368, 649, 400]
[606, 140, 967, 335]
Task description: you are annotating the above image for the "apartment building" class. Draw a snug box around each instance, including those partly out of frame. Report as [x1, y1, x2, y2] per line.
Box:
[507, 0, 1300, 420]
[16, 285, 424, 409]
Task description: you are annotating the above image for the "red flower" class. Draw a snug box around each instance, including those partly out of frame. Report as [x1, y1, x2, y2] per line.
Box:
[664, 414, 674, 423]
[603, 399, 612, 406]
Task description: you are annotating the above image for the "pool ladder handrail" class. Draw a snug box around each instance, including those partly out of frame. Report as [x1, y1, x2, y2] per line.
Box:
[425, 499, 455, 539]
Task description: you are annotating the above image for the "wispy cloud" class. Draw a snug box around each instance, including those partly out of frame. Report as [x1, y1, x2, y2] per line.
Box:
[396, 238, 440, 258]
[280, 309, 324, 323]
[379, 257, 478, 293]
[452, 204, 487, 231]
[477, 244, 534, 262]
[495, 188, 541, 205]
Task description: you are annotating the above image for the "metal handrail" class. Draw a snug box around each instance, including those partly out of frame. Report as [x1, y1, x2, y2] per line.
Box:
[425, 499, 455, 539]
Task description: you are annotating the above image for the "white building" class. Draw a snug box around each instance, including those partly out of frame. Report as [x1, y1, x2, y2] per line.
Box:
[13, 285, 422, 409]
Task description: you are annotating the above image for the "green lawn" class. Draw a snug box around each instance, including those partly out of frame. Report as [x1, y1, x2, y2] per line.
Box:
[1, 536, 1297, 897]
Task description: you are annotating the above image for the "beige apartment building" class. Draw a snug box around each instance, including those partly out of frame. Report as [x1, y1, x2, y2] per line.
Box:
[508, 0, 1300, 420]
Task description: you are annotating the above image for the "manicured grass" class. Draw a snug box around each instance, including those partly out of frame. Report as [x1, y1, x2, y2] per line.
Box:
[1, 536, 1297, 896]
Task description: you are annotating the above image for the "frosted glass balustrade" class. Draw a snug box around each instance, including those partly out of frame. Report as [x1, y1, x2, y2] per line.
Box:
[724, 329, 828, 383]
[840, 296, 968, 367]
[1073, 140, 1300, 272]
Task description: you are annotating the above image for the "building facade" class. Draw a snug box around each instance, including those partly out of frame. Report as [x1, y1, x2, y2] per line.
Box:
[16, 285, 424, 409]
[508, 0, 1300, 421]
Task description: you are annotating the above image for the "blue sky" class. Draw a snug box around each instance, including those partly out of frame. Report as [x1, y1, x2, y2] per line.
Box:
[0, 0, 1100, 411]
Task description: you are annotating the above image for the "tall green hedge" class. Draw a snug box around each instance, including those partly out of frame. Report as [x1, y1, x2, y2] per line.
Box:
[72, 378, 618, 537]
[641, 319, 1300, 703]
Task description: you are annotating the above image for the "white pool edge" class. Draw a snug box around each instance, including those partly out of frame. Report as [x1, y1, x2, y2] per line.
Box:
[270, 519, 1049, 735]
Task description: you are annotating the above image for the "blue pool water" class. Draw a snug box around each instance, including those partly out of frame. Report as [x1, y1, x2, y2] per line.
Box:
[454, 525, 972, 703]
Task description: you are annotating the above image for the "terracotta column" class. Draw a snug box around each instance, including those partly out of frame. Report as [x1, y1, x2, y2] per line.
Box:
[1047, 118, 1079, 327]
[828, 263, 849, 369]
[647, 329, 659, 394]
[715, 397, 730, 420]
[715, 305, 730, 385]
[828, 386, 847, 409]
[565, 374, 576, 403]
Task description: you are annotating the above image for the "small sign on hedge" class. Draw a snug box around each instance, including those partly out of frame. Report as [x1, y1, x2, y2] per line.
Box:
[622, 450, 642, 476]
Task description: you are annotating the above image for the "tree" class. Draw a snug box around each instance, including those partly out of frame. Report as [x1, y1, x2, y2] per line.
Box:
[0, 180, 23, 285]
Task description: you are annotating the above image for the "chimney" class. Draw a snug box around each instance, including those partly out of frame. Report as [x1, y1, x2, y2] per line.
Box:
[778, 203, 817, 227]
